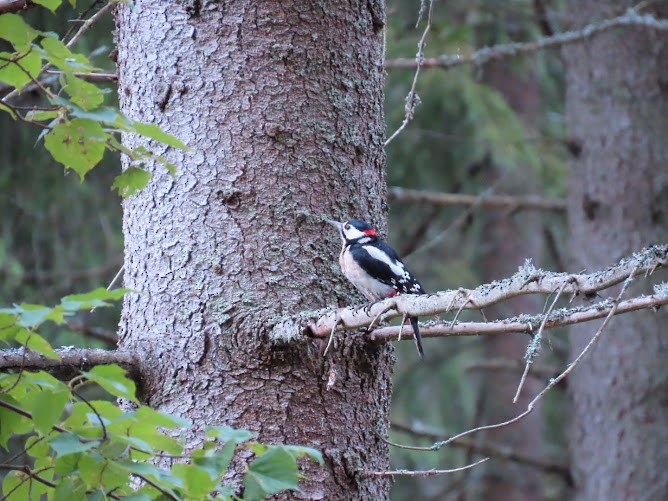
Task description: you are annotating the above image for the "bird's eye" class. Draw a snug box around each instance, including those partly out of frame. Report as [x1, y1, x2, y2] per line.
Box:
[344, 223, 351, 230]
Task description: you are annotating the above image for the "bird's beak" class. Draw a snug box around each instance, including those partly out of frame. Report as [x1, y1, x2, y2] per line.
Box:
[325, 219, 344, 239]
[325, 219, 343, 230]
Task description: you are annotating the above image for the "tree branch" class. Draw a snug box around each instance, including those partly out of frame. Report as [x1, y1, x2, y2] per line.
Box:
[0, 348, 138, 380]
[385, 8, 668, 70]
[359, 457, 489, 477]
[390, 421, 570, 479]
[293, 244, 667, 340]
[368, 292, 668, 342]
[388, 186, 566, 212]
[0, 0, 33, 15]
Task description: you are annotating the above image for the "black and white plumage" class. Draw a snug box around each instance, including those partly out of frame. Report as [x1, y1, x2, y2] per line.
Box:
[326, 218, 425, 358]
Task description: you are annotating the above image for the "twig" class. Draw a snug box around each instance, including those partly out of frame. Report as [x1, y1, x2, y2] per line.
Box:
[390, 421, 570, 477]
[44, 70, 118, 82]
[384, 0, 433, 146]
[513, 283, 567, 403]
[384, 8, 668, 70]
[91, 264, 124, 313]
[323, 314, 341, 356]
[388, 187, 566, 212]
[359, 457, 489, 477]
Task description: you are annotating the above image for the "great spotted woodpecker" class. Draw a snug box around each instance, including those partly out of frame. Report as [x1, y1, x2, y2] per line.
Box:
[326, 218, 425, 358]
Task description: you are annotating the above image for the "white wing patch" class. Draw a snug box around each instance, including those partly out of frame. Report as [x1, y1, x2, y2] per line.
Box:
[363, 245, 407, 278]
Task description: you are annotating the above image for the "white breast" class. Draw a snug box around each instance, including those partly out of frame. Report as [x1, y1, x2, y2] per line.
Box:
[339, 247, 396, 301]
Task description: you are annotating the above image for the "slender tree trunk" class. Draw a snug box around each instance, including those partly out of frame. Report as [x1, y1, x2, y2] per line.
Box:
[114, 1, 392, 498]
[563, 1, 668, 499]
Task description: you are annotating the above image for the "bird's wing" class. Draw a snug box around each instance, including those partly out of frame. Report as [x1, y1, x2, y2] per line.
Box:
[354, 242, 425, 294]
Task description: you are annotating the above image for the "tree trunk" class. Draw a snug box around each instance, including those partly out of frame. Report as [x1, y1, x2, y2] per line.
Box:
[114, 1, 392, 499]
[563, 1, 668, 499]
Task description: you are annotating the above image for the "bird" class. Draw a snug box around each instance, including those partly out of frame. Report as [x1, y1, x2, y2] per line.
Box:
[326, 218, 425, 358]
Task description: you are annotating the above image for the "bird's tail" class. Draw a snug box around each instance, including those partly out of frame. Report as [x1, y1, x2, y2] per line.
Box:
[409, 316, 425, 359]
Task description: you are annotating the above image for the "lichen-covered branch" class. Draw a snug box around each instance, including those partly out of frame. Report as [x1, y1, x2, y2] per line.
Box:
[385, 9, 668, 71]
[0, 348, 139, 380]
[271, 244, 667, 341]
[388, 186, 566, 212]
[369, 293, 668, 342]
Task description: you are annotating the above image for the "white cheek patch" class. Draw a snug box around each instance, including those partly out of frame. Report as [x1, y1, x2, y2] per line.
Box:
[363, 245, 406, 278]
[343, 226, 366, 241]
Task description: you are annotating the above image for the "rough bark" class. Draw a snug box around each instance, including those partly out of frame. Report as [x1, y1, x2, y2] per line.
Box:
[114, 1, 392, 499]
[563, 1, 668, 499]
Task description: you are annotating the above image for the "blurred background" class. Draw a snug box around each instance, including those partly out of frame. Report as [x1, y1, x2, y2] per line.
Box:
[0, 0, 588, 499]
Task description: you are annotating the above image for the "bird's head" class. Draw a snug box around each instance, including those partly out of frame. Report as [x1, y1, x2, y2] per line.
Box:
[326, 218, 379, 244]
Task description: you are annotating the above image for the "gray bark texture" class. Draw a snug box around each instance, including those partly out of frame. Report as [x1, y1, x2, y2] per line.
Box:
[563, 1, 668, 499]
[114, 1, 392, 499]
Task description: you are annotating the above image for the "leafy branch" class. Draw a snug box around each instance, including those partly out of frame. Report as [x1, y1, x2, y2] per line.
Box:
[0, 4, 188, 197]
[0, 289, 323, 500]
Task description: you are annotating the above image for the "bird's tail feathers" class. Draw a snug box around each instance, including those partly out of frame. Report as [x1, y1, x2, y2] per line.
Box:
[409, 316, 425, 359]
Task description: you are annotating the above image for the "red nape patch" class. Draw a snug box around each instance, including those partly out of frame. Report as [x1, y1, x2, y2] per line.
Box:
[387, 289, 398, 297]
[363, 229, 378, 236]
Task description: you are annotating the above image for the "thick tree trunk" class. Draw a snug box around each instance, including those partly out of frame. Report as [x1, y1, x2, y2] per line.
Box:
[114, 1, 392, 499]
[563, 1, 668, 499]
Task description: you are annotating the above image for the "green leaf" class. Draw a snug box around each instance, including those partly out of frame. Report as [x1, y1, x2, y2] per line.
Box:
[281, 445, 324, 465]
[33, 0, 63, 13]
[54, 452, 81, 475]
[25, 434, 51, 458]
[132, 121, 189, 150]
[70, 106, 120, 124]
[53, 477, 88, 501]
[112, 167, 153, 197]
[50, 432, 99, 456]
[206, 425, 255, 444]
[44, 119, 107, 179]
[0, 398, 32, 449]
[22, 371, 69, 392]
[0, 303, 64, 327]
[121, 494, 152, 501]
[82, 365, 139, 404]
[118, 461, 182, 497]
[63, 400, 119, 437]
[2, 471, 31, 501]
[133, 405, 190, 429]
[25, 109, 60, 121]
[25, 388, 70, 434]
[192, 439, 235, 480]
[41, 36, 91, 72]
[62, 73, 108, 110]
[244, 447, 301, 501]
[60, 288, 128, 312]
[0, 14, 40, 50]
[13, 328, 59, 359]
[79, 453, 129, 490]
[172, 463, 218, 498]
[0, 50, 42, 91]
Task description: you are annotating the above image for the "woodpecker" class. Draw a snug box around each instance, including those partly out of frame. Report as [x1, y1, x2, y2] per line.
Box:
[326, 218, 425, 358]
